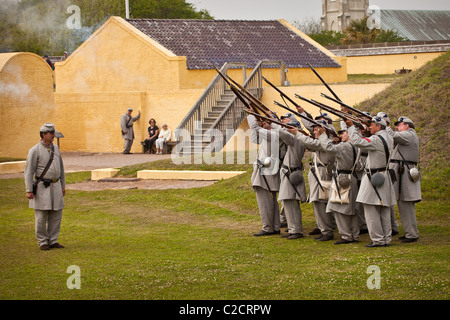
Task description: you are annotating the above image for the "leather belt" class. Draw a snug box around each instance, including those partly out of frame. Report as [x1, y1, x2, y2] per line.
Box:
[337, 170, 352, 175]
[367, 168, 386, 174]
[390, 159, 417, 165]
[282, 164, 302, 172]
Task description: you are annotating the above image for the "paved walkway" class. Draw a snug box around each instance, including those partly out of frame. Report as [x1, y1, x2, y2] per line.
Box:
[0, 152, 171, 179]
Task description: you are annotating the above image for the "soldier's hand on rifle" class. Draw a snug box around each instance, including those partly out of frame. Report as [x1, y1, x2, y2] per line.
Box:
[341, 105, 349, 113]
[344, 119, 354, 127]
[288, 127, 298, 135]
[296, 105, 305, 114]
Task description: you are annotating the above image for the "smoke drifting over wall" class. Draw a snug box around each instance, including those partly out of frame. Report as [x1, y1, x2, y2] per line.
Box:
[0, 0, 102, 55]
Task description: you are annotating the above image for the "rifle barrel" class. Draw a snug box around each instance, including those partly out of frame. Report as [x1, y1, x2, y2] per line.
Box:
[307, 62, 341, 102]
[320, 93, 368, 118]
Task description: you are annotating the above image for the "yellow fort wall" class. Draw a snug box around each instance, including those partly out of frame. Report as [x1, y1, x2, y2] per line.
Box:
[0, 52, 55, 158]
[346, 52, 445, 74]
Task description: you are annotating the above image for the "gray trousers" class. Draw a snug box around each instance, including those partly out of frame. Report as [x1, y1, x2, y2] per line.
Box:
[364, 204, 392, 245]
[334, 212, 360, 241]
[123, 139, 133, 152]
[254, 187, 280, 233]
[356, 201, 367, 231]
[398, 200, 419, 239]
[390, 206, 400, 233]
[282, 199, 302, 234]
[313, 201, 335, 237]
[35, 209, 63, 247]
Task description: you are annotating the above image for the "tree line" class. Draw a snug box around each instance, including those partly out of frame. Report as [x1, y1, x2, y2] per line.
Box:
[0, 0, 213, 55]
[293, 16, 407, 47]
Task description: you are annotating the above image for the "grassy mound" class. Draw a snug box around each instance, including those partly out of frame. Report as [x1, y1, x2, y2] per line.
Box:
[356, 51, 450, 201]
[356, 51, 450, 171]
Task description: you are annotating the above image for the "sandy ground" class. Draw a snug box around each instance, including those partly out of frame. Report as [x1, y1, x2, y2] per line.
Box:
[1, 152, 217, 190]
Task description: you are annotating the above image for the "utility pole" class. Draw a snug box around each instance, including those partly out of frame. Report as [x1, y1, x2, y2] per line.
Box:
[125, 0, 130, 19]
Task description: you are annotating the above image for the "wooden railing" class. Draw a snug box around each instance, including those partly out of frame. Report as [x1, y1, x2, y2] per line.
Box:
[175, 60, 285, 152]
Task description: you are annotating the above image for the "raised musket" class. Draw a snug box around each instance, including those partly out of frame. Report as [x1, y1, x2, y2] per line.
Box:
[262, 75, 338, 137]
[320, 92, 370, 120]
[309, 98, 368, 131]
[273, 100, 338, 138]
[245, 109, 311, 137]
[307, 62, 342, 102]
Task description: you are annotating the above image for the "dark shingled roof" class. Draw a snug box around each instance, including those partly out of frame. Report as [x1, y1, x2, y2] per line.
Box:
[381, 10, 450, 41]
[126, 19, 341, 70]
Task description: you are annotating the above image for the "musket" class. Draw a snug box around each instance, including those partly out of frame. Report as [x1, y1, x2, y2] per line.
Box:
[262, 75, 338, 138]
[214, 66, 280, 120]
[229, 85, 271, 118]
[309, 98, 368, 131]
[320, 92, 370, 120]
[307, 62, 342, 102]
[273, 100, 338, 138]
[227, 75, 280, 120]
[245, 109, 311, 137]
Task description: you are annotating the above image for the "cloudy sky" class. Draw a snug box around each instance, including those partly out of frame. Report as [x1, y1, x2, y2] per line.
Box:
[189, 0, 450, 22]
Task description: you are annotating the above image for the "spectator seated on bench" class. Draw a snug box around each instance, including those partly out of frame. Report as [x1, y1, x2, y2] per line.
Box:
[142, 119, 159, 154]
[155, 124, 171, 155]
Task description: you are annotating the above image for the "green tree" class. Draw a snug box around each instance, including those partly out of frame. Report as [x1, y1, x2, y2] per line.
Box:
[341, 16, 407, 45]
[0, 0, 213, 55]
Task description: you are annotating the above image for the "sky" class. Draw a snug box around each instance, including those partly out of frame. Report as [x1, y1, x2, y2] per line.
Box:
[189, 0, 450, 22]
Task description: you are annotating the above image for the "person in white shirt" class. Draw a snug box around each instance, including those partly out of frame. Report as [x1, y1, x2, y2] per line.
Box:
[155, 124, 171, 154]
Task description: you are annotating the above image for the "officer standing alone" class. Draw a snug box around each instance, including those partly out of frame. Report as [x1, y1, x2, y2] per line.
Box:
[24, 123, 66, 250]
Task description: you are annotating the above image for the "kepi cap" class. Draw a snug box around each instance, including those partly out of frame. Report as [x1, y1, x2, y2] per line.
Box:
[40, 123, 55, 133]
[377, 112, 390, 125]
[371, 116, 387, 127]
[315, 112, 332, 123]
[394, 116, 414, 126]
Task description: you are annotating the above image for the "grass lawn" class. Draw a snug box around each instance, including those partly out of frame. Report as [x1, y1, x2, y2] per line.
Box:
[0, 156, 448, 300]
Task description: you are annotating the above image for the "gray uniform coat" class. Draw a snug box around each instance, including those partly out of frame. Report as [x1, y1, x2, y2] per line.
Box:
[348, 126, 396, 207]
[24, 142, 65, 211]
[388, 128, 421, 202]
[318, 134, 358, 216]
[121, 112, 140, 140]
[277, 128, 307, 202]
[248, 115, 281, 192]
[295, 133, 336, 203]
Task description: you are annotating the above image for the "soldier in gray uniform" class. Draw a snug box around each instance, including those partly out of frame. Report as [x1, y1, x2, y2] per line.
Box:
[274, 113, 307, 239]
[120, 108, 141, 154]
[24, 123, 66, 250]
[318, 128, 360, 244]
[377, 112, 400, 235]
[291, 119, 337, 241]
[340, 113, 371, 235]
[247, 112, 283, 236]
[347, 116, 397, 247]
[389, 116, 421, 243]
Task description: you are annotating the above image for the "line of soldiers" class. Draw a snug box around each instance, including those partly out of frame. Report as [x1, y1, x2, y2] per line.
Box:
[249, 105, 421, 247]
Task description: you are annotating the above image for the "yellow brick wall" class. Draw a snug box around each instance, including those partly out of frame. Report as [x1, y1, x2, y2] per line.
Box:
[0, 52, 55, 158]
[346, 52, 445, 74]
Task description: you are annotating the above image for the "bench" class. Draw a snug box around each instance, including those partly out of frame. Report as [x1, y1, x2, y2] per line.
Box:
[141, 140, 176, 154]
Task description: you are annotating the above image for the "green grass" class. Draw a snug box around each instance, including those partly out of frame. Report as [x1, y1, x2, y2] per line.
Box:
[0, 158, 448, 300]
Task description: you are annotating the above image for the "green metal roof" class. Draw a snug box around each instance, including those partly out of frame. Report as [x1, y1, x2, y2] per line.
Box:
[381, 9, 450, 41]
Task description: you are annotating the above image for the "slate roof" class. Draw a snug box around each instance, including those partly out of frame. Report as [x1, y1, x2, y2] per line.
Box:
[126, 19, 341, 70]
[380, 10, 450, 41]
